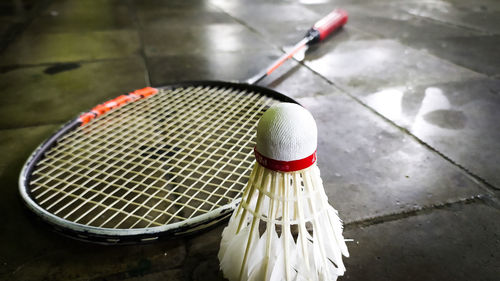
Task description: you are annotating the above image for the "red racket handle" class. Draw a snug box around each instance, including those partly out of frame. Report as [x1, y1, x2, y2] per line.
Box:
[247, 8, 348, 84]
[307, 9, 348, 43]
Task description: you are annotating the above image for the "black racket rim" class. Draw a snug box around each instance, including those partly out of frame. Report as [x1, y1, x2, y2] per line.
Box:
[19, 80, 299, 244]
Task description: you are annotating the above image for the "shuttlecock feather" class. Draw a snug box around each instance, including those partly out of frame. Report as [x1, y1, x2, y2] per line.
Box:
[219, 103, 349, 281]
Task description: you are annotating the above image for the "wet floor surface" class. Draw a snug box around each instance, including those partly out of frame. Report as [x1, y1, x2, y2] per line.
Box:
[0, 0, 499, 280]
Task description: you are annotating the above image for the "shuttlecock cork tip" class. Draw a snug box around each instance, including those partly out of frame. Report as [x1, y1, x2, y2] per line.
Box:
[255, 103, 317, 171]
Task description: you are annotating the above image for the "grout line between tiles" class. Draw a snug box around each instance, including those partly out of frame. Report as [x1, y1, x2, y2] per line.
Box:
[128, 0, 152, 87]
[0, 57, 144, 72]
[343, 193, 496, 229]
[0, 122, 65, 132]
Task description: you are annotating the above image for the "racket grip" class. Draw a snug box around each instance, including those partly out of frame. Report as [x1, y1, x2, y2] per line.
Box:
[306, 9, 348, 44]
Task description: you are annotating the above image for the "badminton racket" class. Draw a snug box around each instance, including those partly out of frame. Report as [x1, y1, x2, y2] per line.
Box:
[19, 9, 348, 244]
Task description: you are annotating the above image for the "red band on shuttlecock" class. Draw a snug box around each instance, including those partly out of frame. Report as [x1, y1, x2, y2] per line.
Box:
[254, 148, 317, 172]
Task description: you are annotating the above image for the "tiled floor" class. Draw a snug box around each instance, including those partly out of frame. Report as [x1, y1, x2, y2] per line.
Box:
[0, 0, 499, 280]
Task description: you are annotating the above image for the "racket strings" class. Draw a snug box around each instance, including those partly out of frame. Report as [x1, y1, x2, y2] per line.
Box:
[157, 90, 273, 225]
[32, 87, 237, 194]
[37, 86, 202, 163]
[89, 86, 254, 228]
[121, 87, 268, 228]
[34, 86, 243, 226]
[99, 87, 256, 228]
[32, 86, 206, 218]
[36, 86, 254, 179]
[33, 86, 233, 200]
[33, 86, 234, 226]
[33, 87, 225, 212]
[30, 87, 190, 190]
[29, 85, 278, 229]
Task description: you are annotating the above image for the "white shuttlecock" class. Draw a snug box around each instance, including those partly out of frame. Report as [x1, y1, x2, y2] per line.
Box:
[218, 103, 349, 281]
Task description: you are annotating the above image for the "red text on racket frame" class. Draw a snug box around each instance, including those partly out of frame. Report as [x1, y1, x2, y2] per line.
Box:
[79, 87, 159, 125]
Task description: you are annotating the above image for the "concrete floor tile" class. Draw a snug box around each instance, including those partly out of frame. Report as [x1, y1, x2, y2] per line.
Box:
[0, 125, 59, 180]
[0, 125, 52, 277]
[0, 18, 18, 44]
[137, 4, 232, 28]
[0, 125, 59, 277]
[184, 225, 226, 281]
[254, 20, 315, 46]
[313, 0, 500, 35]
[304, 39, 481, 95]
[411, 35, 500, 76]
[213, 1, 320, 24]
[335, 7, 500, 76]
[306, 2, 499, 76]
[212, 1, 322, 45]
[344, 6, 479, 42]
[0, 29, 141, 65]
[298, 94, 487, 222]
[186, 224, 223, 258]
[342, 202, 500, 281]
[0, 58, 147, 129]
[190, 258, 225, 281]
[142, 23, 270, 57]
[444, 0, 500, 11]
[27, 0, 134, 33]
[147, 50, 281, 86]
[0, 0, 37, 17]
[123, 268, 184, 281]
[397, 1, 500, 34]
[133, 0, 210, 11]
[8, 238, 187, 281]
[0, 0, 40, 51]
[363, 77, 500, 188]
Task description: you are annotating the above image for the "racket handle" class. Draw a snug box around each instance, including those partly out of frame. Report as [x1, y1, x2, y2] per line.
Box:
[306, 9, 348, 44]
[246, 8, 348, 85]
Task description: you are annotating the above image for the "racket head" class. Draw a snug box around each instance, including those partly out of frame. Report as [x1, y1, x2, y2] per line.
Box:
[19, 81, 298, 244]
